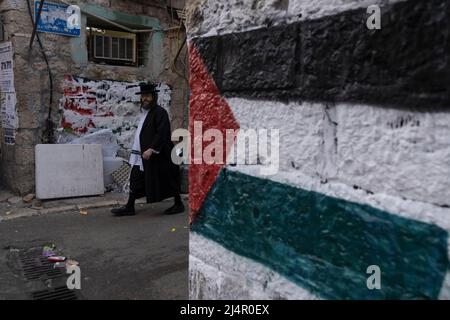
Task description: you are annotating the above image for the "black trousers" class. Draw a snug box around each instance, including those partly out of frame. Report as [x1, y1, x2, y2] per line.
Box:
[129, 165, 146, 199]
[128, 165, 182, 206]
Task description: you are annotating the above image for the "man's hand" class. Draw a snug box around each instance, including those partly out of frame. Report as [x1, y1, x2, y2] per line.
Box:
[142, 148, 154, 160]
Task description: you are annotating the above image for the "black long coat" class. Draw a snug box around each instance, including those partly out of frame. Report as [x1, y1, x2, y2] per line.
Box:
[139, 104, 180, 203]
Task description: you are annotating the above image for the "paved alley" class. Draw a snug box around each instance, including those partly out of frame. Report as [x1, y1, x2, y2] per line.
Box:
[0, 201, 189, 300]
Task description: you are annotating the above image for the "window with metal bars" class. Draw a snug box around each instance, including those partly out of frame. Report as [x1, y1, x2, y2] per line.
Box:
[87, 27, 140, 67]
[136, 32, 150, 67]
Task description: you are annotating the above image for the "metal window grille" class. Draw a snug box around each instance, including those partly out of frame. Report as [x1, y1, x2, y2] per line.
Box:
[94, 34, 135, 62]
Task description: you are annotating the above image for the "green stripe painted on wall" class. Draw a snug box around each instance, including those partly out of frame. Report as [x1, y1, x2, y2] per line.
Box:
[191, 169, 449, 300]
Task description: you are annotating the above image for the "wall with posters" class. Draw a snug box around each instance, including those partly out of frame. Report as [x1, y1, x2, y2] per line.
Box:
[187, 0, 450, 300]
[58, 75, 172, 156]
[0, 41, 17, 145]
[0, 40, 17, 188]
[0, 0, 188, 194]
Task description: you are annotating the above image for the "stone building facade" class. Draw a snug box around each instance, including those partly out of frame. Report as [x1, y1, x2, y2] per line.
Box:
[0, 0, 188, 195]
[187, 0, 450, 299]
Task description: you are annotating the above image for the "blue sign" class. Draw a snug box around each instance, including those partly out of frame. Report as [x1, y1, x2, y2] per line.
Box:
[35, 1, 81, 37]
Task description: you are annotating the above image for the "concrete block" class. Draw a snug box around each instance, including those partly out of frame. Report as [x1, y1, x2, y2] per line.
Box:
[35, 144, 104, 200]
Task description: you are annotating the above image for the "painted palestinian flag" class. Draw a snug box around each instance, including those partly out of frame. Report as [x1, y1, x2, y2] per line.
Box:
[188, 0, 450, 300]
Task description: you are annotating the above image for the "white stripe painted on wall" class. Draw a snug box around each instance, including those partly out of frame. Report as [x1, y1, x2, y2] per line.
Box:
[439, 271, 450, 299]
[188, 0, 409, 39]
[226, 97, 450, 209]
[189, 232, 320, 300]
[225, 97, 450, 261]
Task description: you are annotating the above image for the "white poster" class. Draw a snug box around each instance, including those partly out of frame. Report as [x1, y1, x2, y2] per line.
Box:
[0, 41, 15, 93]
[1, 92, 17, 129]
[0, 41, 16, 144]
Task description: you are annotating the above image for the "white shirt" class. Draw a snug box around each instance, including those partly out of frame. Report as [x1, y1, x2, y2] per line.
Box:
[129, 110, 149, 172]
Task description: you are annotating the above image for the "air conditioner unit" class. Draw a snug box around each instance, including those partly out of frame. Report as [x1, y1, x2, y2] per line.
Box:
[91, 29, 136, 63]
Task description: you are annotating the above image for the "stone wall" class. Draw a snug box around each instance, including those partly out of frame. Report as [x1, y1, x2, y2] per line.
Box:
[0, 0, 188, 195]
[187, 0, 450, 299]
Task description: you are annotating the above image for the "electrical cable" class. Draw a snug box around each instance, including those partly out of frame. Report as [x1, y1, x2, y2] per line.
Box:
[26, 0, 55, 143]
[171, 7, 188, 82]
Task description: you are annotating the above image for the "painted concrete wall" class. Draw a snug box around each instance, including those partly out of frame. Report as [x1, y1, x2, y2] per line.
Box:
[58, 75, 172, 157]
[187, 0, 450, 299]
[0, 0, 188, 195]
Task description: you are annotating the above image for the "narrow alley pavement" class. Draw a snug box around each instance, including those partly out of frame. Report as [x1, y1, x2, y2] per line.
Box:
[0, 200, 189, 300]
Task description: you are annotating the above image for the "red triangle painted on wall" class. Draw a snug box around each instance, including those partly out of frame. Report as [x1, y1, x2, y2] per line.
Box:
[188, 43, 240, 223]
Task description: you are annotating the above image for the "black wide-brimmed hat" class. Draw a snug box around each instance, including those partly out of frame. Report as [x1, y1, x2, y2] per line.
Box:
[136, 82, 158, 96]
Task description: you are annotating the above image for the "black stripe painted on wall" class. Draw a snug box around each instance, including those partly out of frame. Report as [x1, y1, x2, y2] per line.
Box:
[193, 0, 450, 107]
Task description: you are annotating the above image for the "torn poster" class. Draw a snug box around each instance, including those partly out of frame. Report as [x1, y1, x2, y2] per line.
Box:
[0, 42, 16, 145]
[0, 93, 18, 145]
[0, 41, 15, 93]
[58, 75, 172, 155]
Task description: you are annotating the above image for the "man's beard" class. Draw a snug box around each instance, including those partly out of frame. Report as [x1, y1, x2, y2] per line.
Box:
[141, 101, 153, 110]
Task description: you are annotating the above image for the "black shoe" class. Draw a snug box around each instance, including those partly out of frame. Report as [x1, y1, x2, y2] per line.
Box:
[111, 206, 135, 216]
[164, 203, 185, 215]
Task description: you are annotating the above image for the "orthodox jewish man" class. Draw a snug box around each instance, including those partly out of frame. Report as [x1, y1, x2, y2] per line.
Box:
[111, 82, 184, 216]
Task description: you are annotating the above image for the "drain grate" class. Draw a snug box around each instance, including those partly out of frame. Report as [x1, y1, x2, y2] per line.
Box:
[31, 286, 78, 300]
[18, 249, 64, 281]
[9, 246, 82, 300]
